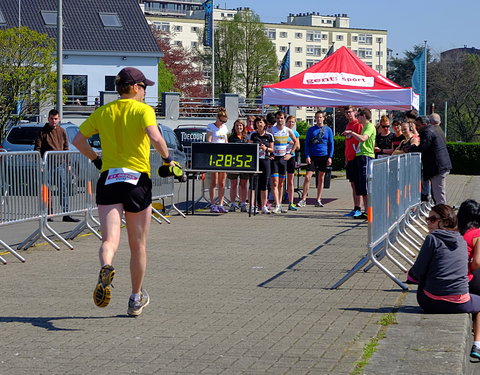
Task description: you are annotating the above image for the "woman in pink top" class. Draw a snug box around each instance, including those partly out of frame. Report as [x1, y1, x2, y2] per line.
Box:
[457, 199, 480, 294]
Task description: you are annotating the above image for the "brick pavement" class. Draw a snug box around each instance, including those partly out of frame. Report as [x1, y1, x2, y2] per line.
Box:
[0, 174, 478, 374]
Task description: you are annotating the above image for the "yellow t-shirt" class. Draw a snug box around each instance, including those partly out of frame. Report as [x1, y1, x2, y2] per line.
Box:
[80, 99, 156, 176]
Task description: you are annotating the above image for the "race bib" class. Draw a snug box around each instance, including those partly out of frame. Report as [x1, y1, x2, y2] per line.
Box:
[105, 168, 141, 186]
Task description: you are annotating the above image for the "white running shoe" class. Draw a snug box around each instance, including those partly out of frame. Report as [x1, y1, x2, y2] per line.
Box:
[297, 199, 307, 207]
[261, 206, 270, 214]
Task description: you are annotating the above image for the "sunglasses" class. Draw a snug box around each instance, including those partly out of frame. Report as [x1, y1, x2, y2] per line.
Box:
[381, 126, 390, 129]
[137, 83, 146, 90]
[426, 216, 441, 223]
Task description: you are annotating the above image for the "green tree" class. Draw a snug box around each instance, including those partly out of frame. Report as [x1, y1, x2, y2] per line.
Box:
[0, 27, 56, 139]
[197, 9, 278, 98]
[429, 54, 480, 142]
[157, 60, 176, 95]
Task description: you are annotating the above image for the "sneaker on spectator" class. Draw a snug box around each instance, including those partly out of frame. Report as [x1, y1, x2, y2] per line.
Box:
[315, 200, 324, 207]
[266, 201, 272, 210]
[261, 206, 270, 214]
[93, 265, 115, 308]
[272, 205, 282, 214]
[297, 199, 306, 207]
[471, 345, 480, 359]
[343, 210, 357, 217]
[127, 289, 150, 317]
[354, 211, 368, 220]
[217, 205, 228, 213]
[351, 210, 363, 218]
[288, 203, 297, 211]
[240, 203, 248, 212]
[210, 205, 219, 213]
[229, 203, 239, 212]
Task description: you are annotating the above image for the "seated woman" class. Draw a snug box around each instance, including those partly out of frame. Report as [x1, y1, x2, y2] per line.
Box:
[407, 204, 480, 359]
[457, 199, 480, 294]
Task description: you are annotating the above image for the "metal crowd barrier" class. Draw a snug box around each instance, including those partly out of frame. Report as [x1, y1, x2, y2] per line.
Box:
[331, 153, 426, 290]
[0, 150, 185, 263]
[0, 151, 42, 263]
[150, 149, 185, 223]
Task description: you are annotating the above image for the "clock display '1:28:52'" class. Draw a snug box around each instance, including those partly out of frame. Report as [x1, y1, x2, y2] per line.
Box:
[209, 154, 253, 168]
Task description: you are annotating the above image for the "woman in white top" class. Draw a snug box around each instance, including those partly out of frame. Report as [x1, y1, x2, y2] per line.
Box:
[206, 107, 229, 213]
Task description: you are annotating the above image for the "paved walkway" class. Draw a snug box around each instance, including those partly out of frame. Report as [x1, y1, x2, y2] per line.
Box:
[0, 174, 479, 374]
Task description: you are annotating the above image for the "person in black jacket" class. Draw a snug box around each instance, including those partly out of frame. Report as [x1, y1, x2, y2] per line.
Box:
[409, 115, 451, 204]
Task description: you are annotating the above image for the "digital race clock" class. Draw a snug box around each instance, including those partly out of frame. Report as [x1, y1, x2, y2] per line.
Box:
[191, 143, 259, 172]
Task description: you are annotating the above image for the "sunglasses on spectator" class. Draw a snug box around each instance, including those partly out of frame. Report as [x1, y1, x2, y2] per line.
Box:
[426, 216, 441, 223]
[381, 126, 390, 129]
[137, 83, 146, 90]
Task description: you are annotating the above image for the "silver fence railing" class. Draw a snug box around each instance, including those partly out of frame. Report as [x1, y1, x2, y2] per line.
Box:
[0, 151, 43, 263]
[331, 153, 426, 290]
[0, 150, 185, 262]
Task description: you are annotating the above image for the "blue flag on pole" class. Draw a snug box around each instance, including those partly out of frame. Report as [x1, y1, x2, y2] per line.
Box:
[325, 43, 335, 58]
[279, 47, 290, 81]
[412, 49, 426, 115]
[202, 0, 213, 47]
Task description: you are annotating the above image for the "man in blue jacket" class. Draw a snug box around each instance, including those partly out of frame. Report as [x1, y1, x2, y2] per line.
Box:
[297, 110, 334, 208]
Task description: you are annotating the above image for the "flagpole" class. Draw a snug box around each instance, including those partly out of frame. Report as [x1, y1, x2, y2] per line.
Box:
[423, 40, 427, 115]
[211, 10, 215, 105]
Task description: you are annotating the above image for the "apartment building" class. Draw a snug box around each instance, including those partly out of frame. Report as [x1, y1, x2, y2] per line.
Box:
[147, 8, 388, 122]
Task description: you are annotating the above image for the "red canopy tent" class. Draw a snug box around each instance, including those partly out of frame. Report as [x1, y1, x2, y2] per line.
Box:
[262, 46, 418, 110]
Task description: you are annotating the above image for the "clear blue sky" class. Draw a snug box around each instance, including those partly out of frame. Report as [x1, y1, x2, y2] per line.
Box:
[216, 0, 479, 57]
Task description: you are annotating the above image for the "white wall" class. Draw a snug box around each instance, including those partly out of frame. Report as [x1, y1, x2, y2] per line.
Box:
[63, 54, 160, 105]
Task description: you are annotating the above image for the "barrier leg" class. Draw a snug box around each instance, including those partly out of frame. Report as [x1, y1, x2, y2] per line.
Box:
[368, 245, 408, 290]
[0, 239, 26, 263]
[330, 253, 372, 289]
[388, 239, 415, 266]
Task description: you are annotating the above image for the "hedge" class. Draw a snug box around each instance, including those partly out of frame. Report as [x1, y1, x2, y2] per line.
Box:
[298, 136, 480, 175]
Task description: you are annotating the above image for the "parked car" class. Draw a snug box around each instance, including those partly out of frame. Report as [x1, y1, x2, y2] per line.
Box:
[158, 123, 187, 168]
[1, 122, 85, 152]
[173, 124, 208, 148]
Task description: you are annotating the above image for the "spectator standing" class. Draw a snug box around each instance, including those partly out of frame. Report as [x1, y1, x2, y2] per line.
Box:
[457, 199, 480, 294]
[249, 116, 274, 214]
[410, 115, 452, 204]
[206, 108, 230, 213]
[342, 106, 363, 217]
[390, 120, 405, 150]
[34, 109, 80, 223]
[245, 115, 256, 135]
[285, 115, 300, 211]
[227, 119, 249, 212]
[407, 204, 480, 360]
[270, 111, 297, 214]
[374, 115, 395, 158]
[342, 108, 376, 220]
[430, 113, 446, 140]
[392, 122, 419, 155]
[72, 67, 175, 316]
[297, 110, 334, 208]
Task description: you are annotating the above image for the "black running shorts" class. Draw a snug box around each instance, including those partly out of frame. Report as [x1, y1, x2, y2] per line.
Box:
[96, 171, 152, 213]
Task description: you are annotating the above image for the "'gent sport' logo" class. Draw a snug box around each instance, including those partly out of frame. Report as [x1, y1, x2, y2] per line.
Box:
[303, 73, 374, 87]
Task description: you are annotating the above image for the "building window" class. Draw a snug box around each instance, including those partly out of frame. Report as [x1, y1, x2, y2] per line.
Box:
[227, 13, 233, 18]
[306, 32, 314, 42]
[376, 65, 383, 71]
[376, 51, 383, 57]
[99, 12, 122, 28]
[295, 61, 303, 67]
[63, 75, 87, 105]
[352, 35, 358, 42]
[358, 48, 373, 58]
[279, 32, 288, 38]
[358, 33, 373, 45]
[265, 29, 276, 40]
[191, 26, 198, 33]
[376, 37, 383, 43]
[306, 45, 321, 56]
[295, 47, 303, 53]
[174, 25, 183, 32]
[307, 31, 322, 42]
[279, 46, 287, 52]
[322, 33, 328, 40]
[336, 35, 344, 41]
[191, 41, 198, 48]
[173, 40, 183, 47]
[105, 76, 116, 92]
[366, 62, 373, 68]
[322, 48, 327, 54]
[41, 10, 57, 26]
[306, 59, 320, 68]
[295, 32, 303, 39]
[153, 21, 170, 32]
